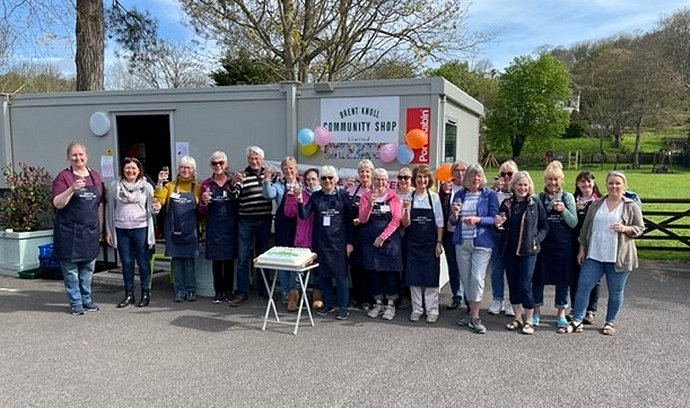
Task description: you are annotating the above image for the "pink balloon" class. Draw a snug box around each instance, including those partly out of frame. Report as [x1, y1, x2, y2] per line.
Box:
[378, 143, 397, 163]
[314, 126, 333, 147]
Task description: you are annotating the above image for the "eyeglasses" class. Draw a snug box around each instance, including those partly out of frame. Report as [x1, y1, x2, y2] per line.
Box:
[453, 168, 466, 173]
[397, 175, 411, 180]
[211, 161, 225, 166]
[500, 172, 514, 178]
[321, 176, 334, 181]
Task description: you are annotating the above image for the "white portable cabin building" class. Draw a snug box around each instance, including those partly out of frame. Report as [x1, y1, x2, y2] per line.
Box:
[0, 78, 483, 283]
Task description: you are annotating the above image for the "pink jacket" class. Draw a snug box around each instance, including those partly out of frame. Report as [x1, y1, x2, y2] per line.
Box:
[284, 190, 313, 248]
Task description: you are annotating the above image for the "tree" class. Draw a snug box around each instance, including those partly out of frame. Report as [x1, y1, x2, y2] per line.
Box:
[485, 53, 571, 158]
[75, 0, 104, 90]
[424, 60, 498, 108]
[211, 49, 287, 85]
[0, 63, 75, 93]
[179, 0, 495, 82]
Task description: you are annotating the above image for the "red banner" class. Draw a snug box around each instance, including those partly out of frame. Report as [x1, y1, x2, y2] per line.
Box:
[406, 107, 431, 164]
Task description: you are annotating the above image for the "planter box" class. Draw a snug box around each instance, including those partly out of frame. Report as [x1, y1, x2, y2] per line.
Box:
[0, 229, 54, 275]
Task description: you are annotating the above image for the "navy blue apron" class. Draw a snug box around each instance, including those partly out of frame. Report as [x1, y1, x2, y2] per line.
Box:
[274, 182, 297, 247]
[404, 194, 439, 287]
[535, 192, 573, 286]
[53, 169, 100, 262]
[205, 182, 237, 260]
[312, 191, 349, 278]
[359, 198, 402, 271]
[165, 181, 199, 258]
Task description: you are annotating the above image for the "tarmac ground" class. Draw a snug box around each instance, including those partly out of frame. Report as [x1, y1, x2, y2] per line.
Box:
[1, 260, 689, 408]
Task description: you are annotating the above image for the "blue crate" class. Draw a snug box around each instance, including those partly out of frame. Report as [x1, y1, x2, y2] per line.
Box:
[38, 243, 53, 259]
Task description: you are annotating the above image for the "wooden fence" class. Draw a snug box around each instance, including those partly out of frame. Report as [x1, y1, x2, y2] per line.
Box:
[638, 198, 690, 251]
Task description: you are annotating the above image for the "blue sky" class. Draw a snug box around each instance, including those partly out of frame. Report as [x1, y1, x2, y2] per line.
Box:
[464, 0, 689, 70]
[16, 0, 690, 75]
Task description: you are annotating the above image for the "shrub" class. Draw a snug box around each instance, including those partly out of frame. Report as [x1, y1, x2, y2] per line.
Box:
[0, 162, 53, 231]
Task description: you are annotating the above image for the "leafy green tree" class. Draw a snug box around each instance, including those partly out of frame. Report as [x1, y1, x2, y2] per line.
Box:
[424, 59, 498, 107]
[0, 63, 75, 93]
[485, 53, 571, 158]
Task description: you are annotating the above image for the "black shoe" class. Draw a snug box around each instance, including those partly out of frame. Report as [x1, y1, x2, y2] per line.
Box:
[447, 300, 461, 310]
[117, 292, 135, 308]
[212, 293, 224, 303]
[138, 290, 150, 307]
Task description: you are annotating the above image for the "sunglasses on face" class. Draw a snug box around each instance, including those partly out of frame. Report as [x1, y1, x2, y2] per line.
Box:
[321, 176, 334, 181]
[211, 161, 225, 166]
[500, 172, 514, 178]
[397, 175, 411, 180]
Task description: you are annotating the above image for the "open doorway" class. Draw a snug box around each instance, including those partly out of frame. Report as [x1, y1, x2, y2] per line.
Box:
[114, 113, 172, 183]
[115, 113, 172, 240]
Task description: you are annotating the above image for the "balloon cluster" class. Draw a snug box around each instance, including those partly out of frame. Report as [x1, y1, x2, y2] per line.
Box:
[297, 126, 333, 156]
[377, 128, 428, 165]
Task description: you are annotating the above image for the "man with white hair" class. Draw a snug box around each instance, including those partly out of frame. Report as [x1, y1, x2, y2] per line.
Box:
[229, 146, 274, 306]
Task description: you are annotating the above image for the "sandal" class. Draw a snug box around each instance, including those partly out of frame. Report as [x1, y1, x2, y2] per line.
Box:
[601, 323, 615, 336]
[505, 320, 523, 331]
[564, 321, 584, 333]
[521, 322, 534, 335]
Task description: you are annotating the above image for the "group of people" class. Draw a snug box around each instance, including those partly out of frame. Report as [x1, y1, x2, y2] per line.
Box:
[51, 142, 645, 337]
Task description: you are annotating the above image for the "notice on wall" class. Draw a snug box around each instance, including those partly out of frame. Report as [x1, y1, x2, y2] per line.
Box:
[101, 155, 114, 178]
[175, 142, 189, 163]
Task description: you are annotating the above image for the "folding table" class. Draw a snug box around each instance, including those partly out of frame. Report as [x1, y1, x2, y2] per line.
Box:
[255, 261, 319, 335]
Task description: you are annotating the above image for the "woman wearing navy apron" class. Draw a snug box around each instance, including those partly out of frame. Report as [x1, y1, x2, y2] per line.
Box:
[359, 168, 403, 321]
[296, 165, 354, 320]
[532, 161, 578, 333]
[401, 165, 445, 323]
[345, 159, 374, 310]
[51, 142, 104, 316]
[199, 151, 238, 303]
[262, 156, 300, 311]
[154, 156, 200, 302]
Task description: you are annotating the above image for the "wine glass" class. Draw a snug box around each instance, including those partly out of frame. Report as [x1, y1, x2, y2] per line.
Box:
[497, 211, 507, 230]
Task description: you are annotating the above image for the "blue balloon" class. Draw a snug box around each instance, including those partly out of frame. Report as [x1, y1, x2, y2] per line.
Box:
[396, 145, 414, 164]
[297, 128, 315, 145]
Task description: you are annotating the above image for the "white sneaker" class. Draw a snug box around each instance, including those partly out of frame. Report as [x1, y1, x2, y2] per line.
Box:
[382, 304, 396, 320]
[409, 312, 422, 322]
[367, 303, 384, 318]
[488, 300, 504, 315]
[505, 303, 515, 317]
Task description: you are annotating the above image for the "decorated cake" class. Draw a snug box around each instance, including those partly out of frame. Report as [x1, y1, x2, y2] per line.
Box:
[255, 246, 317, 268]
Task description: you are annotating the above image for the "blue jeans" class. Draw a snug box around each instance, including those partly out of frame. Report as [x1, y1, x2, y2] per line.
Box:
[61, 259, 96, 307]
[442, 231, 463, 301]
[319, 275, 349, 312]
[278, 270, 299, 296]
[504, 253, 537, 309]
[116, 227, 151, 291]
[573, 259, 630, 324]
[533, 283, 570, 310]
[490, 241, 506, 301]
[236, 218, 272, 297]
[172, 257, 196, 296]
[368, 269, 399, 302]
[571, 265, 600, 312]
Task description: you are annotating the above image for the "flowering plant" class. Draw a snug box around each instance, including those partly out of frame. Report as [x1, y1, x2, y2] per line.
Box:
[0, 162, 53, 231]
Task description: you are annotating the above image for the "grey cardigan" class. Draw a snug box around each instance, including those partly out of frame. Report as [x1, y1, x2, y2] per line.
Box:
[105, 180, 157, 249]
[578, 196, 645, 272]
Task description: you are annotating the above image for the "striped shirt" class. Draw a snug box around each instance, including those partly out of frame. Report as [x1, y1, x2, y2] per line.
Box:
[233, 166, 273, 219]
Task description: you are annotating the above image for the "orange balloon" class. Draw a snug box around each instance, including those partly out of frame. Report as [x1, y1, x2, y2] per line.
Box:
[435, 162, 452, 182]
[405, 128, 428, 149]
